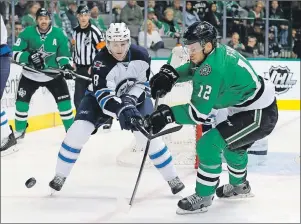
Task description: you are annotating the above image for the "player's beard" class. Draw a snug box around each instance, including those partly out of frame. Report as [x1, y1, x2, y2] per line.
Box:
[38, 22, 50, 33]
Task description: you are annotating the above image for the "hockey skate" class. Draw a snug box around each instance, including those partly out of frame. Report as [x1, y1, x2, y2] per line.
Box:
[216, 181, 254, 199]
[176, 193, 214, 215]
[168, 176, 185, 194]
[1, 125, 18, 157]
[49, 175, 66, 192]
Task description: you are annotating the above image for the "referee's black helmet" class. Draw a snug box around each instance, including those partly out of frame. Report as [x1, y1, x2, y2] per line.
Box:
[77, 5, 90, 14]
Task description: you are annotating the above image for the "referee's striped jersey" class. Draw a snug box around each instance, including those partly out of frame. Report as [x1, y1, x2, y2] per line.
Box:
[72, 23, 105, 66]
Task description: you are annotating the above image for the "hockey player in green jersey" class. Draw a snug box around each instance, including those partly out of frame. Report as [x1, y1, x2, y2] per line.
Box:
[146, 21, 278, 214]
[12, 8, 74, 139]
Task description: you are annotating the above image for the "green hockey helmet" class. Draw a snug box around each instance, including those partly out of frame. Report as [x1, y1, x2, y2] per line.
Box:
[183, 21, 218, 48]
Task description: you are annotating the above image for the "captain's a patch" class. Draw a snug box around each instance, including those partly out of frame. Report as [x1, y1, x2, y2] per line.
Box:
[199, 64, 212, 76]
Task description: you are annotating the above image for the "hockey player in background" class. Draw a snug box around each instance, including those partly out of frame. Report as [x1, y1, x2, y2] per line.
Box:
[146, 21, 278, 214]
[12, 8, 74, 140]
[49, 22, 185, 195]
[0, 15, 17, 154]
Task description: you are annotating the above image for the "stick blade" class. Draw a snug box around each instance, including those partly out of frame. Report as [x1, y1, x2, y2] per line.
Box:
[151, 125, 183, 139]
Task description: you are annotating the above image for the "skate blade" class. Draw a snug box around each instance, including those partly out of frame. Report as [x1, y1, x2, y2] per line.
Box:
[101, 129, 111, 134]
[1, 146, 19, 157]
[100, 126, 112, 133]
[176, 206, 208, 215]
[219, 192, 255, 199]
[49, 188, 57, 196]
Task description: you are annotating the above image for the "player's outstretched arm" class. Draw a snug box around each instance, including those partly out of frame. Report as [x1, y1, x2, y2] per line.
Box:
[171, 74, 220, 125]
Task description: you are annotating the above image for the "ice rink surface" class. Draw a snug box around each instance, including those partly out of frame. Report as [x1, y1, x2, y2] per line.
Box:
[1, 111, 300, 223]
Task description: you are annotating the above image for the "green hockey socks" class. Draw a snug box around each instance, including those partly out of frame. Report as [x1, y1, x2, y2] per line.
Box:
[195, 128, 248, 196]
[57, 100, 74, 132]
[15, 101, 29, 132]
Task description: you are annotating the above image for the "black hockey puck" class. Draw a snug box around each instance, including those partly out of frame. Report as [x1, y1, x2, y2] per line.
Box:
[25, 177, 36, 188]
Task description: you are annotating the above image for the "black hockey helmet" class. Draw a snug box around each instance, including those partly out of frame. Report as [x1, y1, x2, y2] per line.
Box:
[36, 8, 51, 20]
[183, 21, 218, 48]
[77, 5, 90, 14]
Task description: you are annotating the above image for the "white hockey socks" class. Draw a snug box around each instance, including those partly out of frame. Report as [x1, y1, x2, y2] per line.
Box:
[1, 109, 11, 142]
[133, 131, 177, 181]
[55, 120, 94, 177]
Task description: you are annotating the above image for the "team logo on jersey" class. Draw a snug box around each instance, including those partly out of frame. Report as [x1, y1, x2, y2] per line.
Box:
[84, 37, 91, 45]
[117, 79, 135, 96]
[93, 61, 105, 70]
[199, 64, 211, 76]
[18, 88, 26, 98]
[37, 45, 55, 60]
[264, 66, 297, 94]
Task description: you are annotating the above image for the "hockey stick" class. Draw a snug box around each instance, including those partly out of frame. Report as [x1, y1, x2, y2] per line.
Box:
[152, 125, 182, 139]
[129, 93, 160, 206]
[133, 122, 182, 140]
[12, 61, 92, 81]
[66, 70, 92, 82]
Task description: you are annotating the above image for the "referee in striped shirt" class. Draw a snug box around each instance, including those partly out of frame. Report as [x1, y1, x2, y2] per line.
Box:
[72, 5, 105, 110]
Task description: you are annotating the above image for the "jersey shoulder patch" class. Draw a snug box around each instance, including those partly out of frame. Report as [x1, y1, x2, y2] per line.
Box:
[92, 49, 113, 73]
[199, 64, 212, 76]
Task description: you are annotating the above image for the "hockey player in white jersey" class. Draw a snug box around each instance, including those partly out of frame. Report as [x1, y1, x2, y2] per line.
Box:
[0, 15, 17, 155]
[49, 23, 185, 194]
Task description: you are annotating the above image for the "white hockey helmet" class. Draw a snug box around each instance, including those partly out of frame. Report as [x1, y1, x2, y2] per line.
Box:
[106, 22, 131, 43]
[105, 23, 131, 60]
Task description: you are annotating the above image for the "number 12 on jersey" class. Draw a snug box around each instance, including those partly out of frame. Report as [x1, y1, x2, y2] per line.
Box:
[198, 84, 212, 100]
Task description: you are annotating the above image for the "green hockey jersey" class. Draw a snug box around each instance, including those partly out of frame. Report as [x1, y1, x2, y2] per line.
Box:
[169, 44, 275, 125]
[13, 25, 71, 82]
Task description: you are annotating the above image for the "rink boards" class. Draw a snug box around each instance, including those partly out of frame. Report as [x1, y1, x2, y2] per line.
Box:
[1, 59, 300, 132]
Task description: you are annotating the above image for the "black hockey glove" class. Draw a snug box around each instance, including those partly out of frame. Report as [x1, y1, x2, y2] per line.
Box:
[149, 64, 179, 99]
[117, 94, 143, 131]
[28, 51, 44, 70]
[60, 64, 74, 80]
[145, 104, 175, 134]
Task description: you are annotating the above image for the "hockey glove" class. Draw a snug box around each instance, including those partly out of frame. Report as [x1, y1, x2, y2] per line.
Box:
[60, 64, 74, 80]
[145, 104, 175, 134]
[117, 94, 142, 131]
[149, 64, 179, 99]
[28, 51, 45, 70]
